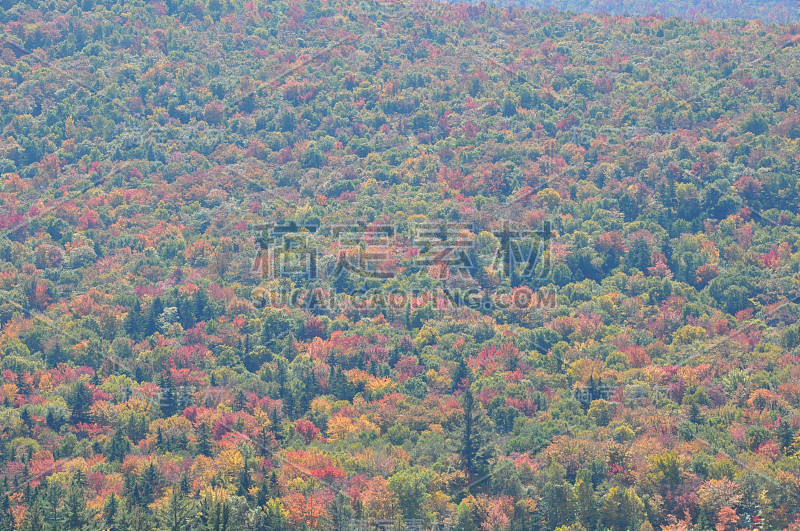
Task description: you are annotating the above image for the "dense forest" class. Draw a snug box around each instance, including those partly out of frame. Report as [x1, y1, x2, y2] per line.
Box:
[1, 0, 800, 529]
[497, 0, 799, 25]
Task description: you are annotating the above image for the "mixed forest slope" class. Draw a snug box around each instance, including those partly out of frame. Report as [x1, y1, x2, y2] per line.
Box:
[498, 0, 800, 25]
[1, 0, 800, 529]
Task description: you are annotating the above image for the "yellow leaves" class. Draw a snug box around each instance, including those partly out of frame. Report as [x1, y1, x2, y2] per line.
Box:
[36, 372, 52, 394]
[594, 292, 619, 315]
[327, 416, 354, 442]
[148, 416, 193, 440]
[415, 325, 439, 348]
[191, 455, 215, 484]
[310, 397, 332, 416]
[566, 358, 605, 384]
[676, 365, 700, 388]
[1, 383, 18, 402]
[345, 369, 370, 386]
[120, 396, 152, 414]
[365, 376, 394, 394]
[89, 401, 118, 427]
[199, 485, 231, 505]
[65, 116, 76, 139]
[326, 414, 380, 442]
[253, 407, 273, 432]
[696, 478, 742, 515]
[425, 369, 449, 392]
[672, 325, 707, 345]
[217, 448, 244, 479]
[536, 187, 562, 208]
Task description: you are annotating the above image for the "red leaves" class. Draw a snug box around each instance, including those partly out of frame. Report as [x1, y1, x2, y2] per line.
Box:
[594, 76, 614, 93]
[394, 356, 423, 383]
[294, 419, 321, 444]
[595, 231, 626, 254]
[761, 242, 792, 269]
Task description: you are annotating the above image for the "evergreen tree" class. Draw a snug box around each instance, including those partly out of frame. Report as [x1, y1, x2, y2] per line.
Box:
[197, 423, 213, 457]
[124, 298, 144, 339]
[197, 491, 230, 531]
[574, 469, 597, 529]
[141, 462, 164, 503]
[145, 297, 164, 337]
[158, 488, 195, 531]
[103, 494, 119, 530]
[233, 389, 246, 412]
[777, 419, 794, 451]
[63, 485, 88, 529]
[195, 288, 210, 322]
[69, 382, 93, 425]
[160, 374, 176, 417]
[541, 463, 576, 530]
[451, 358, 471, 392]
[107, 429, 132, 462]
[457, 386, 493, 478]
[23, 501, 45, 531]
[42, 482, 63, 530]
[237, 461, 251, 498]
[326, 493, 354, 531]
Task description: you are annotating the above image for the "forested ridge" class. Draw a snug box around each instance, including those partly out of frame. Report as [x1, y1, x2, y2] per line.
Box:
[492, 0, 799, 25]
[1, 0, 800, 529]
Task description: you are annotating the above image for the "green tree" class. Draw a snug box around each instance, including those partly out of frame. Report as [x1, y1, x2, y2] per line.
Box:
[574, 470, 596, 529]
[541, 463, 576, 530]
[599, 487, 645, 531]
[387, 467, 434, 521]
[158, 488, 195, 531]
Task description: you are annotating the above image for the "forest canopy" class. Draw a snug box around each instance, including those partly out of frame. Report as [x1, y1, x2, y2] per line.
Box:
[0, 0, 800, 529]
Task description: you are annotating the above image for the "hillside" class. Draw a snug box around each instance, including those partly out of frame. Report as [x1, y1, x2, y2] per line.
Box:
[1, 0, 800, 529]
[496, 0, 800, 24]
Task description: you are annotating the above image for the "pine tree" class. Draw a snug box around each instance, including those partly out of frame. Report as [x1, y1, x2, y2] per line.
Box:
[124, 298, 144, 339]
[458, 386, 493, 478]
[177, 297, 195, 330]
[197, 423, 212, 457]
[103, 493, 119, 529]
[326, 493, 354, 531]
[145, 297, 164, 337]
[451, 358, 470, 392]
[574, 469, 597, 529]
[237, 461, 251, 498]
[69, 382, 93, 425]
[64, 485, 88, 529]
[777, 419, 794, 451]
[161, 374, 176, 417]
[233, 389, 246, 411]
[107, 429, 131, 462]
[158, 488, 195, 531]
[141, 462, 164, 503]
[255, 480, 270, 507]
[195, 288, 210, 322]
[45, 341, 66, 368]
[197, 491, 230, 531]
[261, 499, 289, 531]
[22, 501, 45, 531]
[180, 473, 191, 495]
[541, 463, 576, 529]
[42, 482, 63, 529]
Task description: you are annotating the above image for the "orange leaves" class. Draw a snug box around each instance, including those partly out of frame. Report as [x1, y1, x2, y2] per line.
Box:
[282, 491, 332, 529]
[282, 449, 345, 488]
[697, 478, 742, 516]
[358, 476, 396, 519]
[325, 407, 380, 443]
[761, 242, 792, 269]
[185, 239, 215, 266]
[3, 172, 28, 193]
